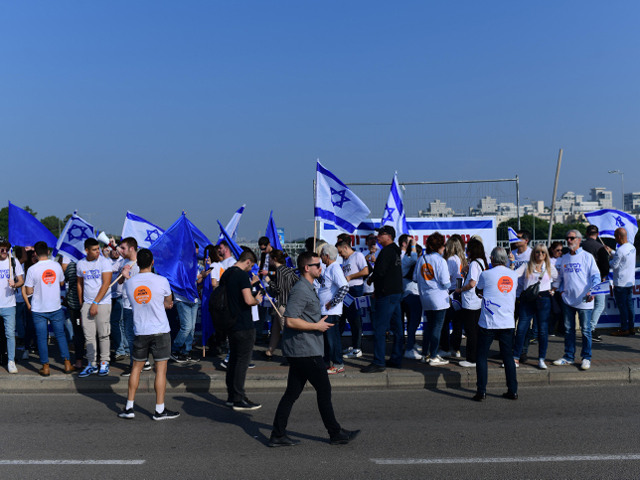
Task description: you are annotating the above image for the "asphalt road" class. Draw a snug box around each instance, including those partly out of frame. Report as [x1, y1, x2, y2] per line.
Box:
[1, 385, 640, 479]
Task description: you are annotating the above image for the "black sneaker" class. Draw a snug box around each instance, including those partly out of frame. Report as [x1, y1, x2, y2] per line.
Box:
[153, 409, 180, 421]
[186, 353, 201, 363]
[118, 408, 135, 419]
[232, 398, 262, 411]
[269, 434, 301, 447]
[120, 368, 131, 377]
[330, 429, 361, 445]
[360, 363, 386, 374]
[143, 361, 152, 371]
[248, 363, 256, 369]
[592, 333, 602, 343]
[519, 353, 528, 363]
[171, 353, 188, 363]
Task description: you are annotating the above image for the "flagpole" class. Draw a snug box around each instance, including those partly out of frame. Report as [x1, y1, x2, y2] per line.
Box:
[108, 262, 137, 288]
[547, 149, 563, 247]
[313, 168, 318, 252]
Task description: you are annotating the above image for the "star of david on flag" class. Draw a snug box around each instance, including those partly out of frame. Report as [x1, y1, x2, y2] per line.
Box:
[584, 209, 638, 241]
[380, 172, 408, 235]
[53, 212, 96, 262]
[315, 160, 371, 233]
[122, 211, 166, 249]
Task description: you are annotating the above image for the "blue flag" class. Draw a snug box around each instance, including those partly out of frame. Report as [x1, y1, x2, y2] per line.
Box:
[8, 202, 58, 248]
[218, 220, 259, 276]
[184, 216, 212, 260]
[53, 213, 96, 262]
[201, 273, 214, 344]
[150, 214, 198, 302]
[266, 210, 283, 251]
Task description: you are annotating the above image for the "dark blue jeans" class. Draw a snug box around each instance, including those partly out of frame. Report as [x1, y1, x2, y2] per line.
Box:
[403, 294, 423, 351]
[32, 309, 71, 364]
[514, 295, 551, 360]
[372, 293, 404, 366]
[476, 327, 518, 395]
[110, 297, 125, 356]
[341, 285, 364, 350]
[613, 286, 635, 331]
[323, 315, 343, 366]
[423, 309, 446, 358]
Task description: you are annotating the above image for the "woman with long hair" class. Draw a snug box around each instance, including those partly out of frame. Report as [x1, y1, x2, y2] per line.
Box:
[513, 243, 558, 369]
[438, 235, 467, 358]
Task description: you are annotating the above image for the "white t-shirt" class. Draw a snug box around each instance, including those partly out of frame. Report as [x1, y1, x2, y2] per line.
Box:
[0, 258, 24, 308]
[362, 248, 378, 294]
[221, 256, 236, 270]
[77, 256, 113, 305]
[124, 272, 171, 336]
[610, 242, 636, 287]
[414, 252, 451, 311]
[340, 251, 367, 287]
[477, 265, 518, 329]
[109, 257, 125, 299]
[462, 259, 486, 310]
[24, 260, 64, 313]
[122, 260, 141, 310]
[515, 262, 558, 292]
[402, 251, 419, 297]
[209, 262, 225, 282]
[447, 255, 463, 289]
[552, 248, 601, 310]
[511, 247, 532, 297]
[317, 261, 348, 315]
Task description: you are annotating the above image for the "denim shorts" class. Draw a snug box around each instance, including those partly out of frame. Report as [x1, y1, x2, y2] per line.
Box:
[132, 332, 171, 362]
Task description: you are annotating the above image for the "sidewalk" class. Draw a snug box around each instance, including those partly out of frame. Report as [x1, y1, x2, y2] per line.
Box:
[3, 330, 640, 394]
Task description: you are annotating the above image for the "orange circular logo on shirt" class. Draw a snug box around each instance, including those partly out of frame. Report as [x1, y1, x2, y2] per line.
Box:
[497, 276, 514, 293]
[133, 286, 152, 304]
[421, 263, 435, 281]
[42, 269, 56, 285]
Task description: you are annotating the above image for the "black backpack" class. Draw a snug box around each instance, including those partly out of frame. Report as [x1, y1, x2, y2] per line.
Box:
[208, 274, 237, 334]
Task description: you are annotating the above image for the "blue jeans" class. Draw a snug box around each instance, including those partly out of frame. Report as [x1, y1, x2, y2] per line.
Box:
[562, 303, 593, 362]
[173, 300, 198, 354]
[110, 297, 126, 356]
[403, 294, 423, 351]
[123, 308, 136, 365]
[343, 285, 364, 350]
[32, 309, 71, 364]
[423, 309, 446, 358]
[0, 307, 16, 362]
[613, 286, 635, 331]
[514, 295, 551, 360]
[15, 302, 26, 339]
[323, 314, 343, 366]
[476, 327, 518, 395]
[372, 293, 404, 366]
[590, 294, 606, 332]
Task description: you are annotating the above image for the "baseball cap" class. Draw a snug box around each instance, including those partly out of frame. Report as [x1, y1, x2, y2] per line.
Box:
[375, 225, 396, 239]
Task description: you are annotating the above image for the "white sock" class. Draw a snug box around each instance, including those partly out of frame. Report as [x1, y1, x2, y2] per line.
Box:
[156, 403, 164, 413]
[126, 400, 134, 410]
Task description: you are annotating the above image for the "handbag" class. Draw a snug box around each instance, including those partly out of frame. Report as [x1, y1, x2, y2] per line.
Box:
[520, 264, 545, 303]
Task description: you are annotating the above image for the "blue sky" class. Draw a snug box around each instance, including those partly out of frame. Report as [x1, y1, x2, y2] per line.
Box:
[2, 1, 639, 241]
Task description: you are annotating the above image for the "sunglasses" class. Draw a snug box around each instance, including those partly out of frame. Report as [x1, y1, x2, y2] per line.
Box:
[566, 236, 576, 241]
[0, 248, 7, 253]
[306, 263, 321, 268]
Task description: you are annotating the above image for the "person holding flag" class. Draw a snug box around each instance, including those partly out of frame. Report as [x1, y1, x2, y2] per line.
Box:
[605, 227, 637, 336]
[0, 240, 24, 374]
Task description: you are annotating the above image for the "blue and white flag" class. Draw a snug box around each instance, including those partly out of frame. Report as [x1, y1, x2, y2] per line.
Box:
[589, 280, 611, 296]
[149, 213, 198, 302]
[355, 295, 372, 310]
[218, 205, 245, 244]
[53, 212, 96, 262]
[121, 211, 165, 249]
[218, 220, 259, 276]
[315, 160, 371, 234]
[266, 210, 283, 251]
[380, 172, 408, 235]
[585, 209, 638, 241]
[508, 227, 520, 244]
[8, 201, 58, 248]
[342, 293, 355, 308]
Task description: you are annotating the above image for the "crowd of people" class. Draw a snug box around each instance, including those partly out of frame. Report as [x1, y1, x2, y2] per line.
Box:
[0, 221, 636, 426]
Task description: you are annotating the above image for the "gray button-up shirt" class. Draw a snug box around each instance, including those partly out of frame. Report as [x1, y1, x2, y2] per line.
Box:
[282, 276, 324, 357]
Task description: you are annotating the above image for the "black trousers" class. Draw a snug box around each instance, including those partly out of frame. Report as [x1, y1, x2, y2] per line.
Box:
[462, 308, 481, 363]
[68, 308, 84, 363]
[226, 329, 256, 402]
[272, 356, 341, 438]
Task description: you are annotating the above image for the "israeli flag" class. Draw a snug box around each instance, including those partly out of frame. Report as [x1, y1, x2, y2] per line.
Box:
[355, 295, 371, 309]
[584, 209, 638, 241]
[380, 172, 409, 235]
[342, 293, 355, 308]
[315, 160, 371, 234]
[265, 210, 283, 250]
[121, 211, 165, 249]
[589, 280, 611, 296]
[218, 205, 245, 244]
[53, 212, 96, 262]
[508, 227, 520, 244]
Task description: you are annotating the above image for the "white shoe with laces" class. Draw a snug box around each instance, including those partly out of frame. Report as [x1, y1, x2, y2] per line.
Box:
[580, 359, 591, 370]
[429, 355, 449, 366]
[7, 361, 17, 374]
[538, 359, 548, 370]
[459, 360, 476, 368]
[404, 349, 421, 360]
[344, 349, 362, 358]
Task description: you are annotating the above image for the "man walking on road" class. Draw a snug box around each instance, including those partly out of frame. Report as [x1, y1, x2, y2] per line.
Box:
[269, 252, 360, 447]
[606, 227, 637, 336]
[119, 249, 180, 421]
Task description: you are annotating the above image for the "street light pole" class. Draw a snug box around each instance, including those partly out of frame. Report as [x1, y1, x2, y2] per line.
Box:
[525, 197, 535, 243]
[608, 170, 625, 211]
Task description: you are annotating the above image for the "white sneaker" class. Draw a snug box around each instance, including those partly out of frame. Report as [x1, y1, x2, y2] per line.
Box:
[501, 359, 519, 368]
[404, 349, 421, 360]
[436, 349, 450, 358]
[342, 346, 353, 354]
[450, 350, 461, 358]
[429, 355, 449, 366]
[580, 359, 591, 370]
[344, 349, 362, 358]
[21, 350, 29, 360]
[538, 359, 547, 370]
[7, 361, 17, 374]
[459, 360, 476, 368]
[553, 358, 574, 366]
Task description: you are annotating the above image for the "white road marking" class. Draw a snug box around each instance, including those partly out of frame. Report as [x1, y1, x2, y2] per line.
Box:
[372, 454, 640, 465]
[0, 460, 145, 465]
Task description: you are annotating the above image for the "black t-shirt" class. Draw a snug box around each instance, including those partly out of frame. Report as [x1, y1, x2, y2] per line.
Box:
[221, 266, 254, 331]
